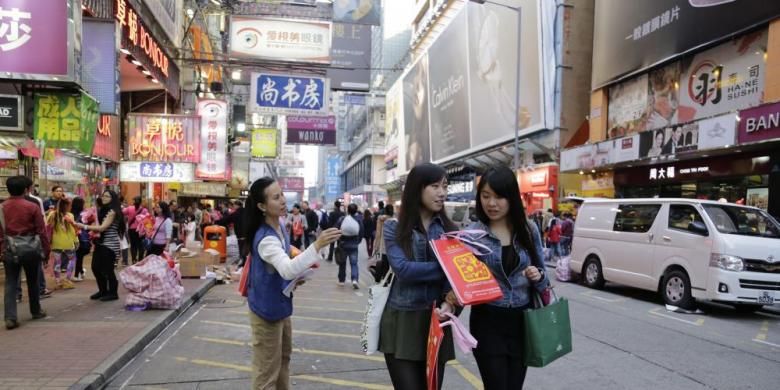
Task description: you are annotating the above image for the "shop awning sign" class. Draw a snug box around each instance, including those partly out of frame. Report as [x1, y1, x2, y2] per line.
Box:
[126, 114, 201, 162]
[229, 17, 332, 64]
[119, 161, 194, 183]
[33, 92, 98, 155]
[249, 72, 330, 116]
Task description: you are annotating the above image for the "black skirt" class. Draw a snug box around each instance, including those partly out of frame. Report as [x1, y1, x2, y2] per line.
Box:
[469, 304, 529, 357]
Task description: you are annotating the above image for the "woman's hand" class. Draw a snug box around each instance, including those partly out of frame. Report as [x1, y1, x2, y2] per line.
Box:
[314, 228, 341, 251]
[436, 302, 453, 321]
[524, 266, 542, 282]
[445, 290, 459, 307]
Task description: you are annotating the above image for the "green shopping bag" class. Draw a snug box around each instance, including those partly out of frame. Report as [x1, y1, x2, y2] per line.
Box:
[522, 290, 572, 367]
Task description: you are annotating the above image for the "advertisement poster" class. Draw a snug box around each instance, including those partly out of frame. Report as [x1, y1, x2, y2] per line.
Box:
[698, 113, 736, 150]
[403, 53, 431, 170]
[746, 187, 768, 211]
[560, 144, 594, 172]
[467, 1, 522, 148]
[251, 128, 278, 158]
[250, 72, 330, 116]
[328, 23, 372, 91]
[611, 134, 640, 163]
[428, 9, 470, 162]
[196, 100, 229, 180]
[125, 114, 201, 162]
[607, 74, 648, 139]
[645, 62, 681, 130]
[678, 31, 766, 122]
[230, 17, 331, 63]
[34, 92, 98, 155]
[333, 0, 381, 26]
[638, 122, 699, 159]
[81, 20, 119, 115]
[286, 115, 337, 146]
[384, 82, 404, 181]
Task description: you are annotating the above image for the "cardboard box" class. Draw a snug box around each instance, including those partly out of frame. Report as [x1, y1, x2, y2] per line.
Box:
[179, 254, 210, 278]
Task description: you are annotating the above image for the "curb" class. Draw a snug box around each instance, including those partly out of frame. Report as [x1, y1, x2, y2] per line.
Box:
[70, 279, 216, 390]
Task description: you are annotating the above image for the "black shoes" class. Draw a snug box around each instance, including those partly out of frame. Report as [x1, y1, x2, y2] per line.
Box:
[5, 319, 19, 330]
[99, 294, 119, 302]
[32, 310, 47, 320]
[90, 291, 105, 300]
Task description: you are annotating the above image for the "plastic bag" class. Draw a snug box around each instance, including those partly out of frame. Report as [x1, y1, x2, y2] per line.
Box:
[120, 254, 183, 309]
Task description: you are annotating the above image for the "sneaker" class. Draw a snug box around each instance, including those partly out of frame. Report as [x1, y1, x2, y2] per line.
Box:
[337, 281, 345, 286]
[99, 294, 119, 302]
[352, 281, 359, 290]
[5, 319, 19, 330]
[32, 310, 47, 320]
[73, 275, 83, 282]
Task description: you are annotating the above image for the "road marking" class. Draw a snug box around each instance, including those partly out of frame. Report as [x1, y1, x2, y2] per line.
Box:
[580, 290, 626, 303]
[173, 357, 392, 389]
[296, 296, 359, 304]
[193, 336, 383, 362]
[201, 320, 249, 329]
[199, 320, 360, 339]
[293, 315, 363, 325]
[752, 338, 780, 348]
[195, 336, 245, 346]
[296, 305, 365, 314]
[755, 320, 769, 341]
[447, 362, 482, 389]
[648, 308, 704, 326]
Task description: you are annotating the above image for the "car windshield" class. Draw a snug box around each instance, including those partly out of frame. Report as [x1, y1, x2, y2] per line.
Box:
[703, 204, 780, 239]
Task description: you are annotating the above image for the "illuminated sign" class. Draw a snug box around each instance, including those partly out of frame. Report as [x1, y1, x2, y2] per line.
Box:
[126, 114, 200, 162]
[196, 100, 229, 180]
[119, 161, 194, 183]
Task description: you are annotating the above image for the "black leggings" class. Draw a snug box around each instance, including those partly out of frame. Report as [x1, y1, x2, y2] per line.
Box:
[92, 245, 118, 296]
[384, 354, 446, 390]
[128, 229, 144, 263]
[474, 353, 528, 390]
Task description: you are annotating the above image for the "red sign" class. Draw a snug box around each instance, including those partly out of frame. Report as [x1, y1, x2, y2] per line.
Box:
[426, 307, 444, 390]
[126, 114, 201, 162]
[737, 101, 780, 144]
[278, 177, 305, 192]
[431, 238, 502, 306]
[93, 115, 121, 161]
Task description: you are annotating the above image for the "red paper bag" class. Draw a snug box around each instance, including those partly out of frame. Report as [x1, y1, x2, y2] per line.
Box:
[238, 256, 251, 297]
[426, 305, 444, 390]
[431, 238, 503, 305]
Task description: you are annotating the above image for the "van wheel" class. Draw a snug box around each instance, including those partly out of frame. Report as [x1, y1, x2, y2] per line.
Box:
[582, 257, 605, 289]
[662, 270, 695, 310]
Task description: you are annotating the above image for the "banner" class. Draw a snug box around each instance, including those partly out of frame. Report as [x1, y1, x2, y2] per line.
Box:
[82, 20, 119, 115]
[333, 0, 381, 26]
[196, 100, 229, 180]
[249, 72, 330, 116]
[592, 0, 780, 88]
[278, 177, 305, 192]
[0, 95, 22, 131]
[737, 101, 780, 144]
[638, 123, 699, 159]
[93, 115, 121, 161]
[230, 17, 331, 63]
[126, 114, 201, 162]
[251, 128, 278, 158]
[325, 155, 341, 200]
[119, 161, 194, 183]
[328, 23, 371, 91]
[403, 53, 431, 170]
[286, 115, 336, 146]
[678, 31, 766, 122]
[34, 92, 98, 155]
[384, 81, 404, 182]
[698, 113, 736, 150]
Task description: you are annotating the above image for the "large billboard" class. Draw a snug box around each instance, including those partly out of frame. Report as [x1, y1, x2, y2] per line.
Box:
[229, 17, 331, 63]
[402, 53, 431, 169]
[328, 23, 372, 91]
[82, 20, 119, 115]
[249, 72, 330, 116]
[196, 100, 229, 180]
[333, 0, 381, 26]
[125, 114, 201, 162]
[384, 82, 404, 182]
[592, 0, 780, 88]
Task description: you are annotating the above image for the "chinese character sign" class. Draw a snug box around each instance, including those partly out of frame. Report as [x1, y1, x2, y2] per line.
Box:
[0, 0, 69, 77]
[230, 17, 331, 63]
[251, 128, 278, 158]
[119, 161, 194, 183]
[250, 72, 330, 116]
[126, 114, 200, 162]
[196, 100, 229, 180]
[33, 92, 98, 155]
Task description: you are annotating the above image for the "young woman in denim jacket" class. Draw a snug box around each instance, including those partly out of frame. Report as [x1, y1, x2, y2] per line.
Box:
[463, 166, 550, 390]
[379, 163, 458, 390]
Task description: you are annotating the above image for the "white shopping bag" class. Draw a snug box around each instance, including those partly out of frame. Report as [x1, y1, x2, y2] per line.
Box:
[360, 272, 393, 355]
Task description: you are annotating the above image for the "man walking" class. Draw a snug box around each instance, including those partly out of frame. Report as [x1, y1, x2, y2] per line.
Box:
[326, 201, 344, 262]
[301, 201, 319, 249]
[216, 200, 247, 264]
[1, 176, 51, 330]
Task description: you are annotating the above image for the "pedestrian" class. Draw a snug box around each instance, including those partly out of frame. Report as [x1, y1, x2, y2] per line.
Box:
[464, 166, 549, 390]
[217, 200, 247, 264]
[71, 197, 89, 281]
[148, 201, 173, 256]
[243, 177, 341, 390]
[369, 204, 395, 282]
[285, 204, 307, 249]
[192, 202, 204, 241]
[76, 190, 125, 301]
[21, 181, 50, 301]
[42, 185, 65, 213]
[124, 196, 147, 264]
[301, 201, 319, 249]
[46, 198, 78, 290]
[548, 219, 562, 260]
[335, 203, 363, 289]
[560, 213, 574, 256]
[363, 209, 376, 256]
[326, 201, 345, 262]
[1, 176, 51, 330]
[380, 163, 458, 389]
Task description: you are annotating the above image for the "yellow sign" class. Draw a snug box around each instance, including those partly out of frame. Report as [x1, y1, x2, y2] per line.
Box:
[251, 128, 277, 158]
[452, 253, 492, 283]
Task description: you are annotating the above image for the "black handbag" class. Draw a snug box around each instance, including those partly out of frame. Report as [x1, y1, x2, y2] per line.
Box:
[335, 243, 347, 265]
[0, 205, 43, 265]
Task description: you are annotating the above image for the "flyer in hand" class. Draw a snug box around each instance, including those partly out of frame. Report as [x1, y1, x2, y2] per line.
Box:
[430, 237, 503, 305]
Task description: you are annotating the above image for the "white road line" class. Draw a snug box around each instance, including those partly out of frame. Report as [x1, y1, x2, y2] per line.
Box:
[648, 308, 704, 326]
[752, 338, 780, 348]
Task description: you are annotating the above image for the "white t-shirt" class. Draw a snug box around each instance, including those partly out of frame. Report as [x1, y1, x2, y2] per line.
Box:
[185, 221, 197, 244]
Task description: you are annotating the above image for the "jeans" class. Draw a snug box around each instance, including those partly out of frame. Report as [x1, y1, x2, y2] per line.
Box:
[4, 257, 43, 321]
[560, 236, 572, 256]
[327, 242, 336, 261]
[128, 229, 144, 263]
[365, 236, 374, 256]
[550, 242, 562, 258]
[304, 232, 316, 249]
[75, 244, 90, 277]
[16, 261, 46, 298]
[337, 248, 359, 283]
[92, 244, 118, 297]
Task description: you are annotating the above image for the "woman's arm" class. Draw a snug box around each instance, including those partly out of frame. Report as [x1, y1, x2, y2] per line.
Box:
[529, 223, 551, 291]
[257, 236, 321, 280]
[384, 220, 445, 283]
[164, 218, 173, 246]
[85, 210, 115, 233]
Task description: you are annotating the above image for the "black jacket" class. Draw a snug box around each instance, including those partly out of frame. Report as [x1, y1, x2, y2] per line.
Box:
[217, 207, 246, 239]
[304, 209, 319, 234]
[327, 209, 344, 230]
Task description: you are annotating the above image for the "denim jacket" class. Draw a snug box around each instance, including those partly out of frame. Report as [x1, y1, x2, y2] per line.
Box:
[467, 221, 550, 308]
[384, 216, 450, 310]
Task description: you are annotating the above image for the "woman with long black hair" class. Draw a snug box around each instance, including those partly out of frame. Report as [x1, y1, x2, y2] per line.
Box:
[379, 163, 458, 390]
[70, 197, 89, 282]
[76, 190, 125, 301]
[465, 166, 549, 389]
[148, 201, 173, 256]
[243, 177, 341, 389]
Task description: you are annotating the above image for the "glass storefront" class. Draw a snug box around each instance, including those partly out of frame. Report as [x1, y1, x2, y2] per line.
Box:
[617, 175, 769, 204]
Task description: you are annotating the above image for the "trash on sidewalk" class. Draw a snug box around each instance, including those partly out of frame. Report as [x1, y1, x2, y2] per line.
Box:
[119, 254, 183, 310]
[664, 304, 704, 314]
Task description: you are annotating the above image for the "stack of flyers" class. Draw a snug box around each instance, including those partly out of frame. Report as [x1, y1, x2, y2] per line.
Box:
[430, 237, 503, 305]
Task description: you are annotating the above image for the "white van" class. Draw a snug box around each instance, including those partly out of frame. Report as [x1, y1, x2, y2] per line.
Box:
[570, 198, 780, 311]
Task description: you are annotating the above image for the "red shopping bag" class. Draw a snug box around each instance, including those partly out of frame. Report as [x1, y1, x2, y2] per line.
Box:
[238, 255, 251, 297]
[426, 305, 444, 390]
[431, 238, 503, 305]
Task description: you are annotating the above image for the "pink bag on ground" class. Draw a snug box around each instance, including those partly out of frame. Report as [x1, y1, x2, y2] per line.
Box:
[120, 254, 183, 309]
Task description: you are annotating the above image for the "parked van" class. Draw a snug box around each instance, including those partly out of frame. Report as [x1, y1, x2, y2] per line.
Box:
[445, 201, 477, 229]
[570, 198, 780, 311]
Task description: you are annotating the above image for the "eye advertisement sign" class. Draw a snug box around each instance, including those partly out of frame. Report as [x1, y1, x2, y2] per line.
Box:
[196, 100, 229, 180]
[229, 16, 331, 64]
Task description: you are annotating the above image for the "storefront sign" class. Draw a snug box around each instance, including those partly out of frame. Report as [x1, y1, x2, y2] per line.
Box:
[82, 20, 120, 115]
[249, 72, 330, 116]
[230, 16, 332, 63]
[277, 159, 305, 168]
[126, 114, 200, 162]
[286, 115, 336, 145]
[614, 151, 772, 186]
[181, 182, 227, 197]
[93, 115, 121, 161]
[33, 92, 98, 155]
[0, 0, 79, 81]
[0, 95, 22, 131]
[278, 176, 305, 192]
[196, 100, 229, 180]
[328, 23, 371, 91]
[698, 113, 736, 149]
[119, 161, 194, 183]
[115, 0, 180, 99]
[738, 101, 780, 144]
[326, 155, 341, 199]
[251, 128, 278, 158]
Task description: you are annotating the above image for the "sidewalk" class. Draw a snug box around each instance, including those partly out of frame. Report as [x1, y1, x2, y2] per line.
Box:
[0, 259, 214, 390]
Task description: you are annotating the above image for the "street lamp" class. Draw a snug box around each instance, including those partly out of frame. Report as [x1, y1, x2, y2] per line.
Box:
[468, 0, 522, 170]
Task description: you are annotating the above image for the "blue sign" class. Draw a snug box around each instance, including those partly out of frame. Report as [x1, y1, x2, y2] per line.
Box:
[251, 72, 330, 116]
[326, 156, 341, 199]
[140, 162, 174, 178]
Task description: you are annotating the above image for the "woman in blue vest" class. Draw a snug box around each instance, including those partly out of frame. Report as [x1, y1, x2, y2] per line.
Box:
[243, 177, 341, 390]
[379, 163, 458, 390]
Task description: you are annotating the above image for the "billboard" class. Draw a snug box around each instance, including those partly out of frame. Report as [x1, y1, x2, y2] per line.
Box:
[384, 82, 404, 182]
[333, 0, 381, 25]
[286, 115, 336, 146]
[82, 20, 119, 115]
[119, 161, 194, 183]
[93, 115, 121, 161]
[326, 155, 342, 199]
[251, 128, 278, 158]
[196, 100, 229, 180]
[33, 92, 98, 155]
[249, 72, 330, 116]
[592, 0, 780, 88]
[229, 16, 331, 63]
[125, 114, 201, 162]
[403, 53, 431, 169]
[328, 23, 372, 91]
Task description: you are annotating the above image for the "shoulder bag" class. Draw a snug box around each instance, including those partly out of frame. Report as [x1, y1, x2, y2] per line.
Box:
[0, 204, 43, 265]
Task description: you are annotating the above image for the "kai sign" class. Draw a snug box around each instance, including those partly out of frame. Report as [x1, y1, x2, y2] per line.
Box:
[126, 114, 200, 162]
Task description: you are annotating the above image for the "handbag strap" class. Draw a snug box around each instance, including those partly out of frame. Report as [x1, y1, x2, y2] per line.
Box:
[150, 218, 165, 240]
[0, 204, 6, 235]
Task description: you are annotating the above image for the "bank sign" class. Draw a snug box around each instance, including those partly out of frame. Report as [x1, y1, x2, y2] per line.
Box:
[286, 115, 336, 145]
[738, 101, 780, 144]
[249, 72, 330, 116]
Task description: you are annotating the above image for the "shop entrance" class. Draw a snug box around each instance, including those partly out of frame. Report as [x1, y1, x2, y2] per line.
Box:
[618, 175, 769, 204]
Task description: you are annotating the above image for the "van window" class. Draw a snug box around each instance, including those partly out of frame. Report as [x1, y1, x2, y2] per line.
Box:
[613, 204, 661, 233]
[703, 204, 780, 238]
[668, 204, 707, 235]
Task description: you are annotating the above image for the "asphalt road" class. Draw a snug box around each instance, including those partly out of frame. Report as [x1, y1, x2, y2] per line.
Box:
[105, 248, 780, 390]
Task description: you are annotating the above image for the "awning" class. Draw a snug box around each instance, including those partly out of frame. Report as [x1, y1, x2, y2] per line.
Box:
[0, 135, 34, 159]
